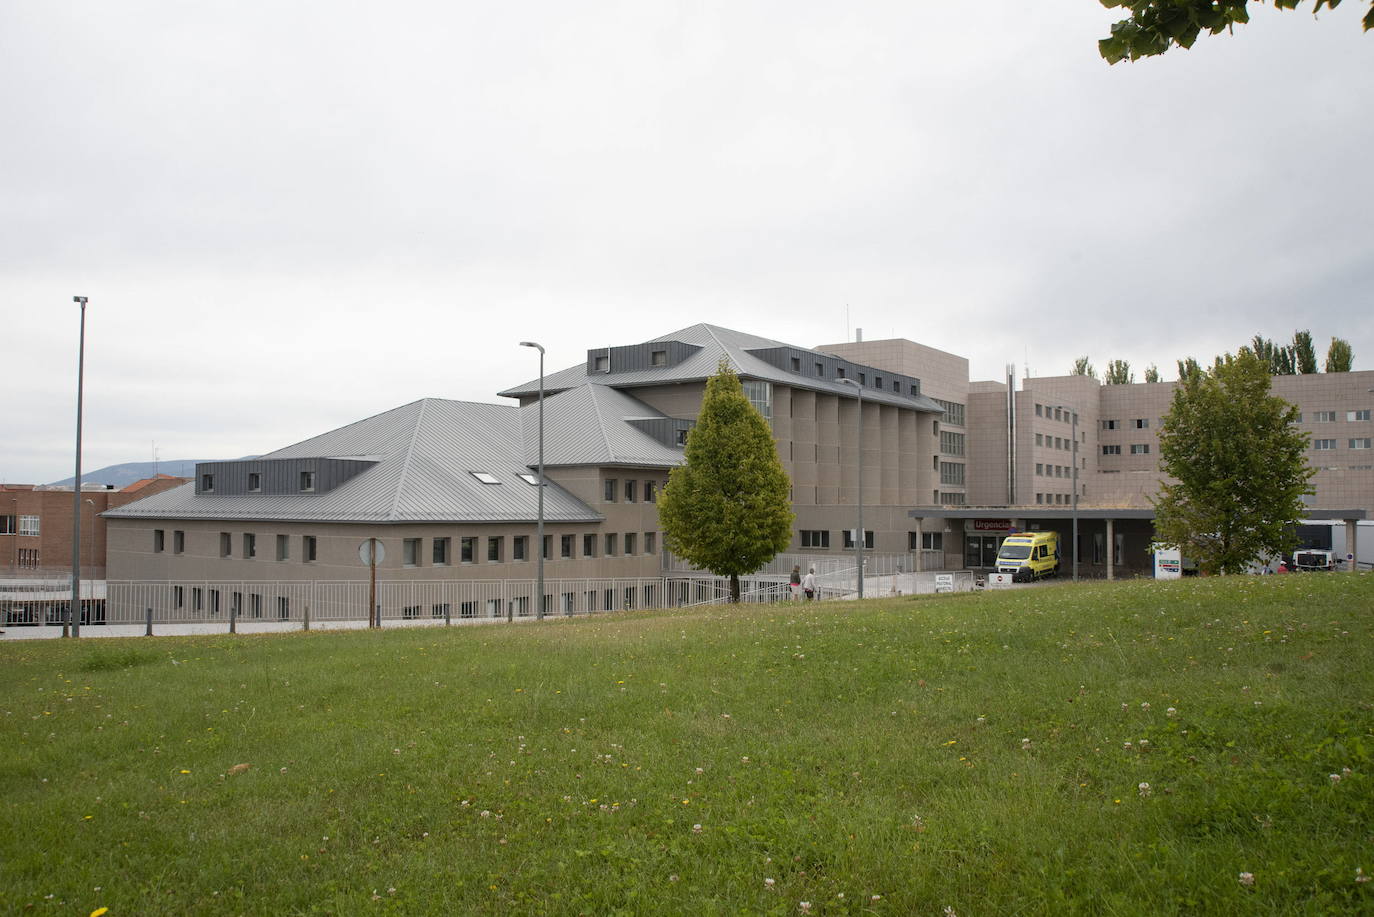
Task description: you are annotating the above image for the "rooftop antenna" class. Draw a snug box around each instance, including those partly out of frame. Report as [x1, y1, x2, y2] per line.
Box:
[845, 303, 850, 342]
[152, 441, 159, 477]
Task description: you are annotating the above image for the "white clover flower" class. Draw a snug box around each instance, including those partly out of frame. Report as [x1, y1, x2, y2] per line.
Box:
[1141, 702, 1151, 711]
[692, 824, 703, 834]
[1355, 867, 1369, 884]
[799, 902, 812, 914]
[1330, 773, 1342, 784]
[1239, 872, 1255, 886]
[1166, 707, 1177, 717]
[1138, 782, 1151, 797]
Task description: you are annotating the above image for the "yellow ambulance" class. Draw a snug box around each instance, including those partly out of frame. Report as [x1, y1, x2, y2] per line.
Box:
[994, 532, 1060, 582]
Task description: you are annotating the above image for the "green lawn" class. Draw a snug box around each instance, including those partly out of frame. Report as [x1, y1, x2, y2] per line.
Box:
[3, 574, 1372, 915]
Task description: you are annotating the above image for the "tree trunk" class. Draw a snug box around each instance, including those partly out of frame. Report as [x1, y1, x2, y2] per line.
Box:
[729, 573, 740, 603]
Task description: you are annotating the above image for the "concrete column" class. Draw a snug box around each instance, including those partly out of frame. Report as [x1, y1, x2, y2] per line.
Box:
[914, 518, 923, 572]
[1106, 518, 1115, 581]
[1348, 519, 1359, 573]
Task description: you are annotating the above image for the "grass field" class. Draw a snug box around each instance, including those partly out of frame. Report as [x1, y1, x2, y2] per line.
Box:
[3, 573, 1372, 915]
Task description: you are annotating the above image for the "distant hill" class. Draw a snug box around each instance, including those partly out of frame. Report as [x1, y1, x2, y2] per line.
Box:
[49, 458, 256, 490]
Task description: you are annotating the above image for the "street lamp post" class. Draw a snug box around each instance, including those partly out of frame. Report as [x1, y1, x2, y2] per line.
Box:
[70, 296, 88, 638]
[520, 341, 546, 620]
[838, 378, 865, 599]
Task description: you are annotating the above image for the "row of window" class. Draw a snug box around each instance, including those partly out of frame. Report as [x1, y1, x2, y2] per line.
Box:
[780, 355, 925, 396]
[934, 399, 965, 427]
[798, 529, 876, 549]
[1100, 418, 1151, 430]
[202, 471, 318, 493]
[1034, 433, 1076, 451]
[1034, 404, 1077, 424]
[0, 515, 42, 536]
[939, 461, 965, 486]
[1100, 444, 1152, 455]
[1314, 438, 1372, 451]
[1035, 463, 1076, 478]
[404, 532, 659, 565]
[603, 478, 660, 503]
[939, 430, 965, 456]
[1035, 492, 1079, 505]
[1300, 410, 1371, 423]
[16, 548, 40, 567]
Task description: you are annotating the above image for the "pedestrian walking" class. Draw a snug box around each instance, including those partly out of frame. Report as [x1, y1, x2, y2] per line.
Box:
[789, 565, 802, 600]
[802, 567, 817, 601]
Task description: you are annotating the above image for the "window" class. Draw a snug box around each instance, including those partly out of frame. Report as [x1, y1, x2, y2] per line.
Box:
[1055, 437, 1064, 450]
[923, 532, 943, 551]
[624, 533, 637, 555]
[277, 597, 290, 620]
[1134, 418, 1149, 429]
[934, 399, 965, 426]
[583, 534, 597, 557]
[462, 536, 477, 563]
[300, 470, 315, 492]
[1101, 419, 1118, 430]
[651, 349, 667, 366]
[645, 480, 657, 502]
[470, 471, 501, 484]
[1313, 439, 1337, 450]
[790, 356, 801, 372]
[513, 536, 528, 561]
[593, 354, 609, 372]
[624, 480, 637, 502]
[801, 529, 829, 549]
[250, 594, 262, 618]
[0, 515, 14, 535]
[1349, 410, 1372, 422]
[874, 375, 883, 389]
[403, 538, 421, 566]
[742, 380, 772, 420]
[172, 585, 184, 608]
[836, 367, 845, 379]
[1313, 411, 1337, 423]
[910, 382, 921, 395]
[303, 535, 317, 562]
[1102, 444, 1121, 455]
[1351, 438, 1372, 450]
[1035, 404, 1043, 417]
[676, 428, 688, 446]
[426, 603, 446, 620]
[561, 534, 574, 558]
[1035, 433, 1044, 447]
[403, 605, 421, 620]
[939, 492, 967, 506]
[170, 529, 184, 554]
[1054, 407, 1063, 421]
[1130, 444, 1151, 455]
[220, 532, 232, 557]
[433, 537, 451, 565]
[518, 473, 539, 485]
[940, 431, 965, 456]
[604, 478, 617, 502]
[1055, 466, 1063, 478]
[488, 537, 503, 562]
[1036, 493, 1044, 504]
[248, 473, 261, 492]
[201, 473, 214, 492]
[858, 373, 866, 385]
[815, 361, 825, 377]
[276, 534, 289, 561]
[1035, 463, 1044, 476]
[153, 529, 165, 552]
[243, 533, 256, 558]
[939, 461, 964, 486]
[605, 533, 618, 556]
[209, 590, 220, 615]
[543, 534, 552, 560]
[843, 530, 875, 549]
[193, 588, 204, 611]
[645, 532, 656, 555]
[623, 587, 635, 610]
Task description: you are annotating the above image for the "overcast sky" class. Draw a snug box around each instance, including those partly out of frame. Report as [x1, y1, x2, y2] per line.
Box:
[3, 2, 1370, 485]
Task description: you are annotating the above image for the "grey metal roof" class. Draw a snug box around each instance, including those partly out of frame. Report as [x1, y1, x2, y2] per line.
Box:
[522, 384, 685, 468]
[105, 399, 606, 525]
[500, 323, 946, 413]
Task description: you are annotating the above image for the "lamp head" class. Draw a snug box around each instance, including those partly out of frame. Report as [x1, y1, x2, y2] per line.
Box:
[519, 341, 544, 354]
[73, 296, 88, 304]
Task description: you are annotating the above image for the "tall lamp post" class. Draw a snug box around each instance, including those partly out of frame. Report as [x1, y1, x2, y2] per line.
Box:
[70, 295, 88, 638]
[520, 341, 545, 620]
[1058, 404, 1079, 582]
[838, 378, 865, 599]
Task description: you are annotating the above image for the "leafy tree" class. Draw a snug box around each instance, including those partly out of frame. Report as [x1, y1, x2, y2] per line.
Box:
[1153, 350, 1313, 574]
[1244, 335, 1296, 375]
[1144, 364, 1161, 383]
[1104, 359, 1134, 385]
[1293, 330, 1318, 373]
[658, 360, 794, 602]
[1100, 0, 1373, 64]
[1176, 357, 1203, 381]
[1326, 336, 1354, 372]
[1071, 356, 1097, 378]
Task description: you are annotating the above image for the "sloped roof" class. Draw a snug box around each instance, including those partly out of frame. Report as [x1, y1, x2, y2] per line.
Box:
[104, 399, 606, 525]
[524, 384, 685, 468]
[499, 322, 945, 412]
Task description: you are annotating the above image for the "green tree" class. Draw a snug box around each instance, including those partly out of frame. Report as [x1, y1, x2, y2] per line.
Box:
[658, 361, 794, 602]
[1293, 330, 1318, 373]
[1144, 364, 1161, 383]
[1071, 356, 1097, 378]
[1244, 335, 1296, 375]
[1153, 350, 1313, 574]
[1176, 357, 1203, 381]
[1104, 359, 1134, 384]
[1100, 1, 1373, 64]
[1325, 336, 1354, 372]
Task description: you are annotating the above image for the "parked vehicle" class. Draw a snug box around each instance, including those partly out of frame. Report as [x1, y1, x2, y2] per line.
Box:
[1292, 549, 1335, 572]
[995, 532, 1060, 583]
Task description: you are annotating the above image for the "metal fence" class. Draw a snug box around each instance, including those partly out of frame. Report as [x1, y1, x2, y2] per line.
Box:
[2, 568, 975, 633]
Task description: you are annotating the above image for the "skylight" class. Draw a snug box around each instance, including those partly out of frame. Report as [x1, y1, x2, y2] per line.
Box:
[470, 472, 501, 485]
[518, 473, 540, 485]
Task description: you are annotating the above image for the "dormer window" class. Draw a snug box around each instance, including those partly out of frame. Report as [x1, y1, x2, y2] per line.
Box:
[470, 472, 501, 484]
[836, 367, 845, 379]
[651, 349, 667, 366]
[815, 362, 824, 376]
[299, 471, 316, 492]
[593, 355, 609, 372]
[248, 473, 261, 492]
[875, 375, 882, 389]
[790, 357, 801, 372]
[201, 473, 214, 492]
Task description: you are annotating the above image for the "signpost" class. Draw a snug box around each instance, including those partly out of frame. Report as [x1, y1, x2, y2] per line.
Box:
[359, 538, 385, 627]
[1153, 545, 1182, 580]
